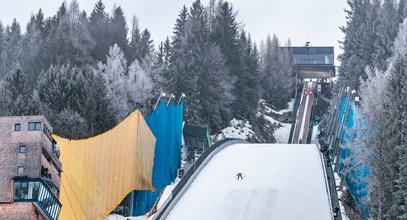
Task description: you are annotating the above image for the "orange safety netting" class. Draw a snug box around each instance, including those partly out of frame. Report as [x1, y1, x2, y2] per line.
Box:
[53, 110, 156, 220]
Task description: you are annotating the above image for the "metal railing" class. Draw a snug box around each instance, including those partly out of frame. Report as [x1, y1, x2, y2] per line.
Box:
[14, 179, 62, 220]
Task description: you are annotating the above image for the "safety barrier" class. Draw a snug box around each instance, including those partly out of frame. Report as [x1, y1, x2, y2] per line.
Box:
[131, 99, 184, 216]
[323, 91, 370, 218]
[336, 100, 370, 217]
[153, 139, 248, 220]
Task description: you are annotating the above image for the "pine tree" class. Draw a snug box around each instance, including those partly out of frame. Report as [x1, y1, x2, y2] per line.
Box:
[140, 28, 154, 60]
[1, 19, 23, 78]
[211, 1, 240, 77]
[37, 64, 115, 138]
[0, 21, 5, 78]
[384, 55, 407, 219]
[234, 31, 261, 118]
[172, 5, 188, 52]
[89, 0, 111, 62]
[366, 55, 407, 219]
[158, 37, 171, 66]
[42, 1, 94, 67]
[211, 1, 246, 116]
[73, 69, 116, 136]
[21, 10, 47, 87]
[166, 5, 189, 95]
[169, 0, 233, 132]
[394, 77, 407, 218]
[110, 6, 129, 60]
[374, 0, 401, 70]
[261, 35, 293, 109]
[399, 0, 407, 19]
[0, 68, 40, 116]
[339, 0, 375, 89]
[129, 16, 142, 62]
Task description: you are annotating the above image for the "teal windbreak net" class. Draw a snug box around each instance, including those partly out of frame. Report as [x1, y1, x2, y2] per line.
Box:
[131, 99, 184, 216]
[337, 97, 370, 218]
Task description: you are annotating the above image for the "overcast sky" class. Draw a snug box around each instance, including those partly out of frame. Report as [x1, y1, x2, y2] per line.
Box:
[0, 0, 348, 63]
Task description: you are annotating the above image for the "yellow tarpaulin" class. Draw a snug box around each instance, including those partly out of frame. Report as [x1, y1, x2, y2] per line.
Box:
[53, 110, 156, 220]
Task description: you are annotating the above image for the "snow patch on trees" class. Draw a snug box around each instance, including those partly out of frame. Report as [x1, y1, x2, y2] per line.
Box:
[214, 99, 292, 143]
[215, 118, 255, 141]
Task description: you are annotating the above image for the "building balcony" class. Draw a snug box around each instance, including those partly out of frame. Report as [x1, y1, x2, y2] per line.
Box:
[13, 179, 61, 220]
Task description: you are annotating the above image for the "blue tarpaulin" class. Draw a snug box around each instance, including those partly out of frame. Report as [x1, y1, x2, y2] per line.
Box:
[131, 99, 184, 216]
[336, 97, 370, 218]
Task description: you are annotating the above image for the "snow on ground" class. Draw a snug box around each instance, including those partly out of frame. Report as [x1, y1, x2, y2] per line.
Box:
[334, 173, 350, 220]
[166, 144, 331, 220]
[311, 125, 319, 144]
[157, 179, 178, 209]
[215, 118, 254, 141]
[259, 99, 293, 144]
[337, 190, 350, 220]
[273, 122, 291, 144]
[262, 98, 295, 115]
[260, 113, 291, 144]
[215, 99, 294, 142]
[105, 214, 148, 220]
[104, 178, 180, 220]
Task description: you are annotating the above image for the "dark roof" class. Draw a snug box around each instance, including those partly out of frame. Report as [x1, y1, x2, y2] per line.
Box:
[291, 47, 334, 55]
[183, 124, 208, 137]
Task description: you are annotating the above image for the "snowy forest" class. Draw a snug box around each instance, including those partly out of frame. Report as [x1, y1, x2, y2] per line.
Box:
[340, 0, 407, 219]
[0, 0, 293, 141]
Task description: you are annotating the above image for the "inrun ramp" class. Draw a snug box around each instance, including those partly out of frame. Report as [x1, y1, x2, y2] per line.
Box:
[165, 144, 332, 220]
[292, 82, 316, 144]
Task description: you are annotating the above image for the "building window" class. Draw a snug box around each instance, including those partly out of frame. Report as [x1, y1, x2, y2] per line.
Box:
[14, 123, 21, 131]
[17, 166, 24, 174]
[28, 122, 41, 131]
[14, 180, 61, 219]
[19, 145, 26, 153]
[34, 209, 39, 218]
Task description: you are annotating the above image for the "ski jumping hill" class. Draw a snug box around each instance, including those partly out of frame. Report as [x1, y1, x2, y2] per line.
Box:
[164, 143, 331, 220]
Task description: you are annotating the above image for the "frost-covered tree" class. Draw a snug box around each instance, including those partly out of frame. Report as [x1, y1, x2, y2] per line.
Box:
[0, 19, 23, 79]
[21, 10, 47, 87]
[0, 22, 5, 79]
[42, 1, 94, 67]
[374, 0, 401, 70]
[0, 68, 39, 116]
[381, 55, 407, 219]
[358, 13, 407, 219]
[339, 0, 378, 89]
[96, 44, 158, 120]
[128, 58, 154, 109]
[95, 44, 129, 121]
[37, 63, 115, 138]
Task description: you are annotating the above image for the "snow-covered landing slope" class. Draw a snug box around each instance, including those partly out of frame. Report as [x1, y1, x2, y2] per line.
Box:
[166, 144, 331, 220]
